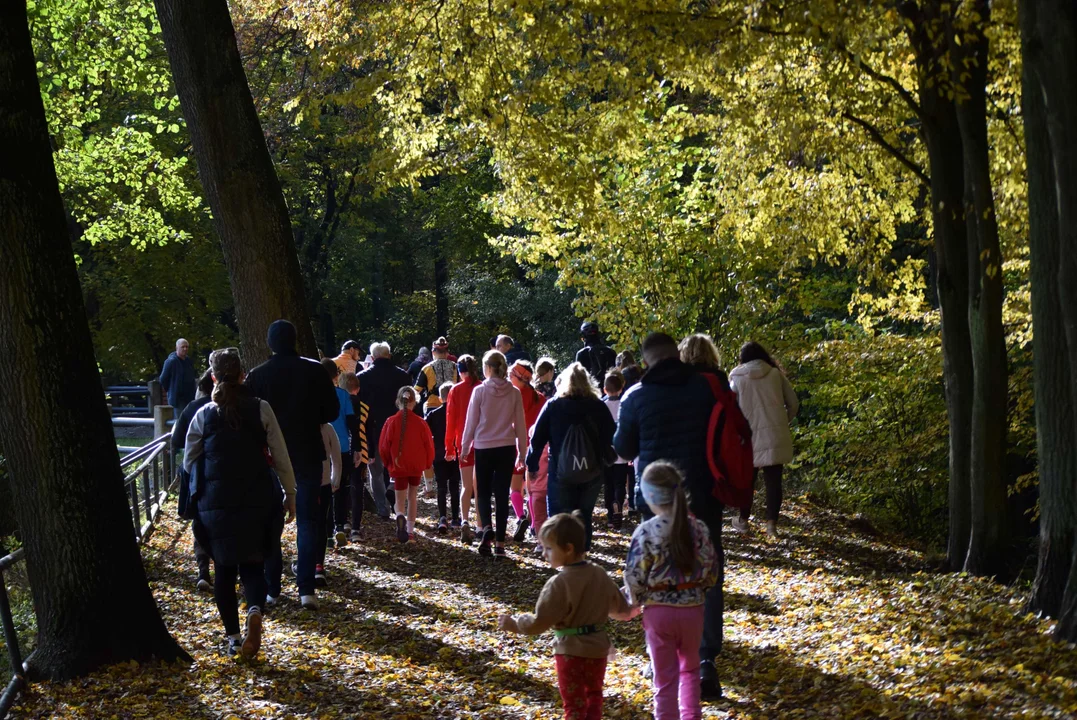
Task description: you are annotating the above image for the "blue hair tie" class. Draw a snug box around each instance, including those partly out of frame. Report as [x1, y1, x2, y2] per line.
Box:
[640, 476, 676, 507]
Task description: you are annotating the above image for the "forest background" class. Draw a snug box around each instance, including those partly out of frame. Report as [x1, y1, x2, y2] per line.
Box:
[6, 0, 1041, 562]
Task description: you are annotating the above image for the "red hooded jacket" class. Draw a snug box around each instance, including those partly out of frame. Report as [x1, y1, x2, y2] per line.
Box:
[379, 409, 435, 478]
[444, 376, 479, 458]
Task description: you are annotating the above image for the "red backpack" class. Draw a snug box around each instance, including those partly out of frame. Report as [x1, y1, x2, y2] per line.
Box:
[701, 374, 754, 508]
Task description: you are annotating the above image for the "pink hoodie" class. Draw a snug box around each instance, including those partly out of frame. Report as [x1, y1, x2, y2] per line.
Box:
[460, 377, 528, 457]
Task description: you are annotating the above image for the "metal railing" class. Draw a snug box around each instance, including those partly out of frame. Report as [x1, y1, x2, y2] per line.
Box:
[0, 433, 175, 716]
[0, 546, 28, 719]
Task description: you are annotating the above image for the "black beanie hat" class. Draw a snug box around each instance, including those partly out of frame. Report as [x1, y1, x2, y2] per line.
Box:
[267, 319, 298, 354]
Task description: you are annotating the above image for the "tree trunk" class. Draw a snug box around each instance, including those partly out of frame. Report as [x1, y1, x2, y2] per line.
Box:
[1021, 0, 1077, 640]
[153, 0, 316, 364]
[0, 5, 189, 679]
[906, 6, 975, 571]
[434, 234, 450, 337]
[948, 2, 1010, 577]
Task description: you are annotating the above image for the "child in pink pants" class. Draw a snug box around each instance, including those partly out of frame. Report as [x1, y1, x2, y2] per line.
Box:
[623, 462, 720, 720]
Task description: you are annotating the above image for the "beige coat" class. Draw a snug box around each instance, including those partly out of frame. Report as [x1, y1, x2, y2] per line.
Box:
[729, 359, 799, 467]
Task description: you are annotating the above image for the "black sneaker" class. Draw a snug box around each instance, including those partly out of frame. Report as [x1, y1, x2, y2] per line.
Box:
[314, 564, 327, 588]
[512, 511, 530, 542]
[478, 527, 494, 556]
[612, 512, 623, 530]
[700, 660, 723, 701]
[494, 545, 507, 561]
[437, 517, 449, 535]
[396, 514, 409, 543]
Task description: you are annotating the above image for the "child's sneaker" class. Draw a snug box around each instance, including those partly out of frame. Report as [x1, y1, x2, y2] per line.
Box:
[349, 529, 362, 542]
[408, 532, 417, 542]
[494, 545, 507, 561]
[240, 609, 263, 658]
[460, 522, 474, 543]
[314, 565, 327, 588]
[478, 527, 494, 557]
[731, 517, 750, 534]
[451, 517, 462, 529]
[512, 511, 530, 542]
[265, 594, 279, 609]
[300, 594, 319, 610]
[437, 517, 449, 535]
[396, 514, 409, 543]
[226, 634, 243, 656]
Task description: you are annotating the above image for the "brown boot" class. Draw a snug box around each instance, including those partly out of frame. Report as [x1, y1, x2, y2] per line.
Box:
[241, 609, 263, 658]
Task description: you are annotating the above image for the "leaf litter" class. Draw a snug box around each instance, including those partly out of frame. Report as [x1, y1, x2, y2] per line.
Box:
[11, 495, 1077, 718]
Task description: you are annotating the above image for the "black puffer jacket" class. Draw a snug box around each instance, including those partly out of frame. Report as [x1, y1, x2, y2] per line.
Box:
[357, 357, 414, 457]
[245, 320, 339, 474]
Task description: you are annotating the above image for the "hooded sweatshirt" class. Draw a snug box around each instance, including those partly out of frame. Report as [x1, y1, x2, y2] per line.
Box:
[729, 359, 798, 467]
[379, 409, 435, 478]
[460, 377, 528, 456]
[445, 376, 479, 457]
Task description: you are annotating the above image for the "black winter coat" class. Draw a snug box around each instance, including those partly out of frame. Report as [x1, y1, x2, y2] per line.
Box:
[358, 358, 414, 455]
[246, 351, 339, 473]
[526, 395, 616, 488]
[426, 403, 447, 461]
[194, 396, 281, 566]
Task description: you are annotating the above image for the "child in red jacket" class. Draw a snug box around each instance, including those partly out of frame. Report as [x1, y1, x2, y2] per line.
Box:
[379, 387, 435, 543]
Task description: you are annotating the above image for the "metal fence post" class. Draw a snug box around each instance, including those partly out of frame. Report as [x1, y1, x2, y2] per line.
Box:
[130, 479, 141, 541]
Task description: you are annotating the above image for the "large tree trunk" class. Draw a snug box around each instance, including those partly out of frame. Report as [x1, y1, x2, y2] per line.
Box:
[950, 1, 1010, 577]
[1021, 0, 1077, 641]
[153, 0, 316, 364]
[0, 5, 189, 679]
[906, 6, 975, 571]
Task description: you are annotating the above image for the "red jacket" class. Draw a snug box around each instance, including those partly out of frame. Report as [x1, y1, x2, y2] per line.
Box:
[517, 382, 546, 429]
[379, 410, 435, 478]
[444, 376, 479, 457]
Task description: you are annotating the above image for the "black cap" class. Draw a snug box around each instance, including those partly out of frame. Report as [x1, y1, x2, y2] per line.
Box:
[267, 319, 297, 354]
[581, 321, 599, 337]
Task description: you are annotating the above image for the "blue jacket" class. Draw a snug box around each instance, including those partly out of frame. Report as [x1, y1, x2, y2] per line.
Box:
[614, 358, 716, 501]
[160, 352, 196, 411]
[526, 395, 615, 487]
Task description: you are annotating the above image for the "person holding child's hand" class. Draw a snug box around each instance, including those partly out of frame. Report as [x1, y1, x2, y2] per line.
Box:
[498, 512, 636, 719]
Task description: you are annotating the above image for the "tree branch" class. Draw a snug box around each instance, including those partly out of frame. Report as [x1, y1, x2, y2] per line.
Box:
[843, 112, 930, 187]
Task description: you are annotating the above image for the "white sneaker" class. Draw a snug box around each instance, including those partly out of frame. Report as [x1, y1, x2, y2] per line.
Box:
[265, 594, 279, 608]
[343, 522, 352, 532]
[300, 594, 319, 610]
[732, 517, 750, 534]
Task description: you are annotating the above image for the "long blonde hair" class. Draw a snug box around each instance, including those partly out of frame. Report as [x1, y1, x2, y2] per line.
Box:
[555, 362, 599, 400]
[395, 386, 416, 462]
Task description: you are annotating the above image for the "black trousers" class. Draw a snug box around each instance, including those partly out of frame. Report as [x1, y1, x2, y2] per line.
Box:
[316, 484, 332, 567]
[690, 496, 725, 662]
[475, 446, 516, 542]
[603, 464, 629, 514]
[626, 464, 637, 510]
[434, 458, 461, 522]
[740, 465, 783, 521]
[215, 561, 267, 636]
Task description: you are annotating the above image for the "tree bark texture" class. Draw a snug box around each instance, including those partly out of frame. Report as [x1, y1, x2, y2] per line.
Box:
[0, 5, 189, 679]
[153, 0, 316, 364]
[949, 1, 1010, 577]
[434, 236, 450, 337]
[906, 6, 975, 571]
[1020, 0, 1077, 641]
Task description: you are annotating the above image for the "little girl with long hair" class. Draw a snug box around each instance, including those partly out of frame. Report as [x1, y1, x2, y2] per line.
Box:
[378, 387, 435, 543]
[624, 462, 719, 720]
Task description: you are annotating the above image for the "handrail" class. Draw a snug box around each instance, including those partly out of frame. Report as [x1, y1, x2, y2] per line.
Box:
[1, 432, 176, 717]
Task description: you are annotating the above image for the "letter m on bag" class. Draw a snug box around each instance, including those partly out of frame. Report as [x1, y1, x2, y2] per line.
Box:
[573, 455, 589, 471]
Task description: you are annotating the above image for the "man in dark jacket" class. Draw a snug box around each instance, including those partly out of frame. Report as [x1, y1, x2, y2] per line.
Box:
[575, 322, 616, 385]
[173, 369, 215, 591]
[613, 331, 724, 701]
[357, 341, 414, 519]
[496, 334, 531, 364]
[160, 338, 197, 414]
[245, 320, 339, 610]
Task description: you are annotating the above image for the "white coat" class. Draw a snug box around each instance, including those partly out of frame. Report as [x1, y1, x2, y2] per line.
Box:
[729, 359, 799, 468]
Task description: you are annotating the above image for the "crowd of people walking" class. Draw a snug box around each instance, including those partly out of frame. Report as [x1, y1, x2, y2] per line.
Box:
[167, 320, 799, 719]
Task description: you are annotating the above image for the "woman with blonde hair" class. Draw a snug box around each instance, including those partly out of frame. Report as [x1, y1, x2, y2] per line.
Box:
[527, 362, 616, 551]
[460, 350, 529, 558]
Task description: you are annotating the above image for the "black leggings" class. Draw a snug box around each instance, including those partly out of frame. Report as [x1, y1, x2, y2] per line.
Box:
[333, 452, 354, 530]
[740, 465, 783, 521]
[604, 464, 629, 514]
[316, 484, 332, 566]
[475, 446, 516, 542]
[434, 459, 461, 522]
[215, 562, 267, 636]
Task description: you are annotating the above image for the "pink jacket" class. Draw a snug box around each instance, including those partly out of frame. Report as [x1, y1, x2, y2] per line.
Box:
[461, 377, 528, 458]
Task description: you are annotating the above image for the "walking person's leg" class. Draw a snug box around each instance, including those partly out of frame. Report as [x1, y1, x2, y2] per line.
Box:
[555, 655, 592, 720]
[238, 560, 267, 657]
[474, 449, 495, 554]
[643, 606, 681, 720]
[626, 462, 637, 512]
[335, 452, 352, 535]
[492, 446, 514, 547]
[690, 497, 725, 699]
[264, 506, 283, 602]
[448, 460, 461, 524]
[764, 465, 783, 534]
[316, 484, 332, 582]
[611, 464, 628, 520]
[393, 475, 410, 543]
[213, 563, 241, 638]
[581, 656, 607, 720]
[369, 453, 389, 518]
[460, 462, 475, 526]
[406, 480, 419, 536]
[193, 529, 212, 590]
[676, 605, 706, 720]
[734, 468, 758, 533]
[435, 459, 449, 521]
[350, 462, 366, 537]
[294, 473, 320, 606]
[575, 477, 604, 551]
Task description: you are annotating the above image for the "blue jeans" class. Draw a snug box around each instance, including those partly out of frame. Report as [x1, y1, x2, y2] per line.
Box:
[368, 453, 390, 518]
[294, 465, 322, 596]
[557, 476, 603, 550]
[546, 468, 561, 517]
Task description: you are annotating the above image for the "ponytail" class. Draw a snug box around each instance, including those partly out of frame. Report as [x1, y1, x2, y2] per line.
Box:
[640, 461, 695, 575]
[209, 348, 244, 429]
[457, 354, 482, 383]
[394, 386, 416, 464]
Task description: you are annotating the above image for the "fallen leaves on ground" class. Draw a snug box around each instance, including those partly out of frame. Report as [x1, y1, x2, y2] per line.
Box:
[12, 495, 1077, 718]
